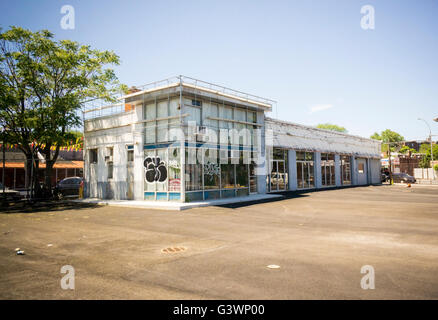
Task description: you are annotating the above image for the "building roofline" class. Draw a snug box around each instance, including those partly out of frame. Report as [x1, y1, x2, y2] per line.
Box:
[118, 75, 276, 110]
[265, 117, 381, 144]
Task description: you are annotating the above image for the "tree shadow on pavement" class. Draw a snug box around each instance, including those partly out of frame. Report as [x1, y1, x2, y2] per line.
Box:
[0, 200, 100, 214]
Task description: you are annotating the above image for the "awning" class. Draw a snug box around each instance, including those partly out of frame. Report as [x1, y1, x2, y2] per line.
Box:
[0, 161, 83, 169]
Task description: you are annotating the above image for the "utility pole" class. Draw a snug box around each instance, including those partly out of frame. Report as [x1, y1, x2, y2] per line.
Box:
[418, 118, 434, 179]
[387, 142, 393, 185]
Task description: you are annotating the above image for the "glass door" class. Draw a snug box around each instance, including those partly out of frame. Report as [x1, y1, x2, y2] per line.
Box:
[278, 160, 285, 190]
[270, 160, 286, 192]
[249, 161, 257, 194]
[270, 161, 278, 191]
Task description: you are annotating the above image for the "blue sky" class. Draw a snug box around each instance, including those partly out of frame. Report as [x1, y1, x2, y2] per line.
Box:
[1, 0, 437, 140]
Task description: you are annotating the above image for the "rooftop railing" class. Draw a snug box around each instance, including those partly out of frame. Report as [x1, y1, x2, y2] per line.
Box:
[83, 75, 276, 120]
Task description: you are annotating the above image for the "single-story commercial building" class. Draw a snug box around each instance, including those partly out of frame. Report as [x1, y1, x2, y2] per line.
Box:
[0, 148, 83, 190]
[83, 76, 381, 202]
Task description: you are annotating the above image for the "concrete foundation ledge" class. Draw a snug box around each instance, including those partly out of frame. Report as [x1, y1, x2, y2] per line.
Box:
[72, 194, 284, 211]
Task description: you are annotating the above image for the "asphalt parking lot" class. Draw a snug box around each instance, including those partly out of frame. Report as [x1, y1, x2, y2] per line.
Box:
[0, 185, 437, 299]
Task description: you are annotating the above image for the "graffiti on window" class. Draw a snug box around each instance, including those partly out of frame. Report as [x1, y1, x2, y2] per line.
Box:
[204, 162, 220, 177]
[144, 156, 167, 183]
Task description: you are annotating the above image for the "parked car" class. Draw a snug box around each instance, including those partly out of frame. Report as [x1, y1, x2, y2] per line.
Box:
[0, 183, 22, 201]
[392, 173, 416, 184]
[53, 177, 83, 200]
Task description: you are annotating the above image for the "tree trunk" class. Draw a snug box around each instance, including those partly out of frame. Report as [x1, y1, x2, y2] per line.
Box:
[44, 148, 54, 198]
[43, 144, 60, 199]
[32, 158, 43, 199]
[24, 154, 32, 192]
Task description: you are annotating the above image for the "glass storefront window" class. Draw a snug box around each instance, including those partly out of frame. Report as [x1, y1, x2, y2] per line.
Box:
[250, 160, 257, 193]
[321, 153, 335, 186]
[308, 162, 315, 188]
[296, 151, 315, 189]
[144, 150, 155, 192]
[221, 163, 235, 189]
[303, 161, 309, 188]
[341, 155, 351, 185]
[168, 147, 181, 192]
[185, 148, 202, 191]
[204, 149, 220, 190]
[277, 161, 285, 189]
[269, 148, 288, 192]
[156, 149, 167, 192]
[144, 149, 168, 192]
[236, 152, 249, 188]
[297, 161, 303, 188]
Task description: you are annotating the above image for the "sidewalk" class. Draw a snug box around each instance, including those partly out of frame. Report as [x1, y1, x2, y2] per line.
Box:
[73, 193, 284, 211]
[415, 179, 438, 185]
[392, 182, 438, 187]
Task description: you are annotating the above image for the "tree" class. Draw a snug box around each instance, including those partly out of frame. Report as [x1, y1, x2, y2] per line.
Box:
[370, 129, 404, 143]
[399, 145, 416, 154]
[418, 144, 438, 168]
[68, 130, 83, 141]
[419, 143, 431, 154]
[316, 123, 347, 133]
[0, 26, 125, 197]
[370, 129, 404, 154]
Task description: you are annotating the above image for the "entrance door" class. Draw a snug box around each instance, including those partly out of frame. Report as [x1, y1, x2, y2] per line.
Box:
[270, 161, 278, 192]
[270, 160, 286, 192]
[357, 158, 368, 185]
[126, 149, 134, 200]
[249, 161, 257, 194]
[278, 161, 285, 190]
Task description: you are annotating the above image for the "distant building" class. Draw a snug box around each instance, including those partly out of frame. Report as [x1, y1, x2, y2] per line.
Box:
[403, 140, 437, 152]
[399, 154, 422, 176]
[0, 148, 83, 190]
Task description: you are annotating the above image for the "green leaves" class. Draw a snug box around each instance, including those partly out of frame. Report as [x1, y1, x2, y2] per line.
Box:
[1, 26, 124, 147]
[1, 26, 125, 192]
[370, 129, 404, 143]
[316, 123, 348, 133]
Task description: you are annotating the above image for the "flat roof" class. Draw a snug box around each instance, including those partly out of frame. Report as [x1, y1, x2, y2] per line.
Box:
[265, 117, 380, 143]
[83, 76, 276, 120]
[120, 75, 276, 110]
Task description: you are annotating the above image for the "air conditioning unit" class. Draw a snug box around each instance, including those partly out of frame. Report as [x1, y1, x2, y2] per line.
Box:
[195, 126, 207, 135]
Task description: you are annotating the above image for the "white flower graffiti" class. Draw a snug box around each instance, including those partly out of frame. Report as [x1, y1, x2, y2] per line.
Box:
[203, 162, 220, 177]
